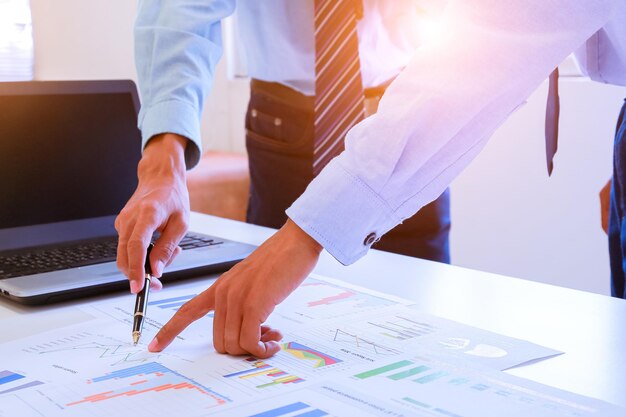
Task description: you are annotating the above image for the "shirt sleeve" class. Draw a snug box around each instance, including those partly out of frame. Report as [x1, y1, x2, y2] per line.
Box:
[134, 0, 236, 169]
[287, 0, 619, 265]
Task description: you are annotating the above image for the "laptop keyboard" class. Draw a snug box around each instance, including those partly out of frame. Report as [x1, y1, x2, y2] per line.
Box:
[0, 233, 223, 279]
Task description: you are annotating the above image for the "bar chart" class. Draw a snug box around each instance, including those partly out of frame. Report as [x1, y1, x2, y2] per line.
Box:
[147, 294, 196, 311]
[275, 278, 399, 323]
[0, 370, 43, 395]
[66, 362, 230, 411]
[147, 294, 214, 317]
[222, 357, 305, 390]
[248, 401, 328, 417]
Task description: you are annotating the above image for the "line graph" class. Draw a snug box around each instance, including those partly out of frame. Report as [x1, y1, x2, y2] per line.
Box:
[332, 329, 402, 355]
[32, 340, 162, 367]
[366, 315, 436, 341]
[19, 331, 196, 369]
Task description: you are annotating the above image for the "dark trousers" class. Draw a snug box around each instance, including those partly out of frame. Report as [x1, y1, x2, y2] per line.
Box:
[245, 80, 451, 263]
[609, 99, 626, 298]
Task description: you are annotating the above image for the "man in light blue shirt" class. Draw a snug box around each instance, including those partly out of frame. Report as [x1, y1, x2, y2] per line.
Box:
[115, 0, 626, 358]
[126, 0, 451, 270]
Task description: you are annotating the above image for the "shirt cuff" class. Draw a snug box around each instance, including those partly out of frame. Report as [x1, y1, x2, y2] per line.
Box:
[139, 99, 203, 169]
[286, 159, 402, 265]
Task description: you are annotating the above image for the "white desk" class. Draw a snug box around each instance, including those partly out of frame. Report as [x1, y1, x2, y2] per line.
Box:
[2, 213, 625, 408]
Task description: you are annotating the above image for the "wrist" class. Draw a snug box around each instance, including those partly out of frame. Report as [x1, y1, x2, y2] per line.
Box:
[139, 133, 188, 180]
[282, 218, 323, 256]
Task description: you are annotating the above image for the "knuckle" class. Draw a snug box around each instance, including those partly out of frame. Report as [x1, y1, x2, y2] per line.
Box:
[178, 217, 190, 231]
[242, 303, 257, 315]
[171, 212, 189, 230]
[176, 300, 195, 317]
[224, 336, 238, 351]
[214, 285, 230, 302]
[177, 298, 206, 320]
[157, 324, 171, 340]
[114, 215, 122, 232]
[138, 203, 158, 222]
[157, 240, 179, 258]
[127, 239, 145, 250]
[116, 258, 125, 271]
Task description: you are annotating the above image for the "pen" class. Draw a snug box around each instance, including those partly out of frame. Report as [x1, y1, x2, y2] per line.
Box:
[132, 243, 153, 345]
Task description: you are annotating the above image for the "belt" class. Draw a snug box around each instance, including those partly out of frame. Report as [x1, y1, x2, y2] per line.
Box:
[250, 78, 390, 117]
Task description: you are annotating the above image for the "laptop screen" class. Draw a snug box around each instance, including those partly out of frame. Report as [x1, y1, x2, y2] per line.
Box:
[0, 82, 142, 230]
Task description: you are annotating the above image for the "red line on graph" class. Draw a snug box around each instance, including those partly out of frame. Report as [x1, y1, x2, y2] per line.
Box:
[308, 290, 355, 307]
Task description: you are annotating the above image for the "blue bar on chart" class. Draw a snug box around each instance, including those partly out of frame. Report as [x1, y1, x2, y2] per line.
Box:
[0, 380, 44, 395]
[249, 401, 309, 417]
[79, 362, 231, 406]
[147, 294, 196, 310]
[432, 408, 463, 417]
[0, 370, 44, 395]
[295, 410, 329, 417]
[0, 370, 24, 385]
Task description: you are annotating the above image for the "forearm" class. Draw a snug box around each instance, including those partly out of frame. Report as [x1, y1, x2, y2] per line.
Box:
[134, 0, 236, 169]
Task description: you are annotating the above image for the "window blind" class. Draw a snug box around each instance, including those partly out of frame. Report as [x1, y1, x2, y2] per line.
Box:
[0, 0, 33, 81]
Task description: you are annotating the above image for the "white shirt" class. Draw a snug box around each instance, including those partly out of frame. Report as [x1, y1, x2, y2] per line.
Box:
[235, 0, 432, 95]
[135, 0, 626, 265]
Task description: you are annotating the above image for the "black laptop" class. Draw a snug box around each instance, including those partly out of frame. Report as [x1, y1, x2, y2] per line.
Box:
[0, 80, 255, 305]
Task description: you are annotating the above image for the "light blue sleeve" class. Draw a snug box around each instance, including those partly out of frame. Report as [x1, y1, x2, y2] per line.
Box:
[134, 0, 236, 168]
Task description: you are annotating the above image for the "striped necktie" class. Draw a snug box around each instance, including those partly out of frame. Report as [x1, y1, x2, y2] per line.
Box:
[313, 0, 366, 176]
[545, 68, 560, 176]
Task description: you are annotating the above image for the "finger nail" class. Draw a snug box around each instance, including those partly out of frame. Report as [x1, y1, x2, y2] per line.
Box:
[269, 340, 280, 348]
[151, 277, 163, 292]
[130, 280, 141, 294]
[148, 338, 159, 352]
[267, 340, 281, 352]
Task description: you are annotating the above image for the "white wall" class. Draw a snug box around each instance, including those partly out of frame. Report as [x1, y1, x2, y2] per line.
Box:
[30, 0, 247, 153]
[451, 80, 625, 295]
[29, 0, 626, 295]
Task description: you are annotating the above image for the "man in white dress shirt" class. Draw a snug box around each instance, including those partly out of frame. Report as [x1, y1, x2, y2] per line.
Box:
[114, 0, 626, 358]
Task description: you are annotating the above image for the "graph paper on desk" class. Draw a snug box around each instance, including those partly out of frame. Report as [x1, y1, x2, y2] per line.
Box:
[1, 274, 624, 417]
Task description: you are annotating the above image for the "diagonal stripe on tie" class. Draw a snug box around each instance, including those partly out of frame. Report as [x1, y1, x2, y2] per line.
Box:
[313, 0, 365, 176]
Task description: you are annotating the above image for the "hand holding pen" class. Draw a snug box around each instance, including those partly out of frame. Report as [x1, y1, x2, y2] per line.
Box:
[132, 243, 154, 345]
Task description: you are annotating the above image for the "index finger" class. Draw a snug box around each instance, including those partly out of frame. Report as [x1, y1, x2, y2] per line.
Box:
[148, 286, 216, 352]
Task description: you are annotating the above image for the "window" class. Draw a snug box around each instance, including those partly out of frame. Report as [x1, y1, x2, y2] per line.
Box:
[0, 0, 33, 81]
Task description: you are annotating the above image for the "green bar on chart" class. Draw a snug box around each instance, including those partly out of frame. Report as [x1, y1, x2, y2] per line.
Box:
[402, 397, 431, 409]
[388, 365, 430, 381]
[414, 371, 448, 384]
[354, 360, 413, 379]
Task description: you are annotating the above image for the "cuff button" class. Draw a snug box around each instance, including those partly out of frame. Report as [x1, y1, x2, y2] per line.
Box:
[363, 232, 377, 246]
